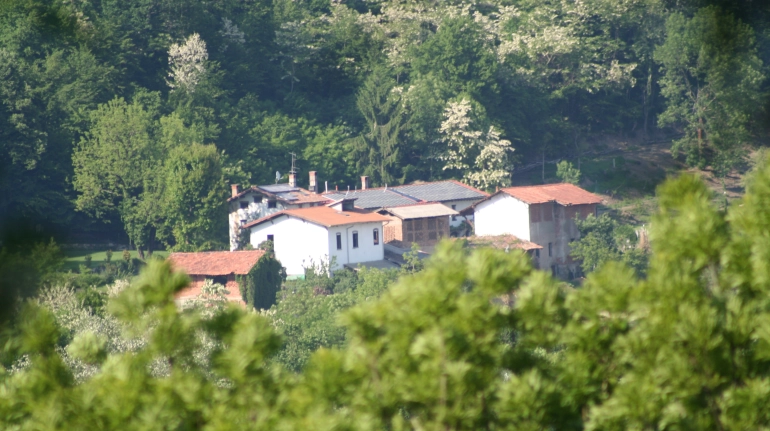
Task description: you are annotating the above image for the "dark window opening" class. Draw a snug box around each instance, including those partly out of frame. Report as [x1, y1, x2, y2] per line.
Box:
[451, 205, 457, 221]
[373, 229, 379, 245]
[352, 231, 359, 248]
[239, 201, 249, 209]
[212, 276, 227, 285]
[336, 233, 342, 250]
[548, 242, 553, 257]
[253, 196, 261, 203]
[535, 249, 540, 258]
[267, 200, 277, 209]
[267, 234, 274, 242]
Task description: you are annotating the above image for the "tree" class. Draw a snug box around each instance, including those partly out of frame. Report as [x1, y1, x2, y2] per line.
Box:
[556, 160, 580, 185]
[466, 126, 514, 190]
[167, 33, 209, 93]
[655, 6, 765, 174]
[159, 143, 228, 251]
[353, 68, 407, 185]
[72, 98, 159, 258]
[438, 99, 513, 190]
[570, 213, 647, 274]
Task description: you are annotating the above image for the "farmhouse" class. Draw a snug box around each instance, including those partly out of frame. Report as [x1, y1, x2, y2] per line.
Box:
[466, 183, 602, 279]
[168, 250, 266, 304]
[378, 202, 458, 249]
[323, 178, 488, 228]
[242, 198, 393, 277]
[228, 171, 329, 250]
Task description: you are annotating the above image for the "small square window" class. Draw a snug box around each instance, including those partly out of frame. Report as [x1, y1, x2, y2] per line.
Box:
[240, 201, 249, 209]
[267, 200, 277, 209]
[267, 234, 274, 242]
[352, 231, 359, 248]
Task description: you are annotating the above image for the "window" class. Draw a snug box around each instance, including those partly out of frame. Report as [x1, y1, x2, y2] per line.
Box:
[239, 201, 249, 209]
[451, 204, 457, 221]
[267, 200, 277, 209]
[267, 234, 274, 242]
[535, 249, 540, 258]
[253, 196, 261, 203]
[352, 231, 359, 248]
[336, 233, 342, 250]
[548, 242, 553, 257]
[373, 229, 379, 245]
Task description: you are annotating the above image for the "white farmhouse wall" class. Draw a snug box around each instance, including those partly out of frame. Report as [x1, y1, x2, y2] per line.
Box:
[249, 217, 329, 276]
[442, 198, 479, 227]
[473, 194, 531, 239]
[327, 222, 385, 271]
[230, 192, 304, 250]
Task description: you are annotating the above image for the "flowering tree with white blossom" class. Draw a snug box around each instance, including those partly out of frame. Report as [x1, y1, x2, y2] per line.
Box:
[167, 33, 209, 93]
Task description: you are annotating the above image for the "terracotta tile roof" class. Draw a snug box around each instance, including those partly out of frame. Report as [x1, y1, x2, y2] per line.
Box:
[168, 250, 266, 276]
[461, 235, 543, 251]
[500, 183, 602, 205]
[243, 206, 389, 229]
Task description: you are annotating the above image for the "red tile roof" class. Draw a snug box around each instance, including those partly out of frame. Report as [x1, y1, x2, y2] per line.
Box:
[168, 250, 266, 276]
[500, 183, 602, 205]
[243, 206, 389, 229]
[461, 235, 543, 251]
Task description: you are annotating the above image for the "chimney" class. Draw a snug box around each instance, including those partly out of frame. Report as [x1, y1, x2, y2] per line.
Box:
[231, 184, 240, 197]
[288, 173, 296, 187]
[309, 171, 317, 193]
[361, 176, 370, 190]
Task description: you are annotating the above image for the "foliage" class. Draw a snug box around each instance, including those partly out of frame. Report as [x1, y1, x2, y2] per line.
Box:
[167, 33, 209, 93]
[269, 267, 398, 371]
[556, 160, 581, 185]
[570, 213, 648, 275]
[8, 166, 770, 427]
[655, 6, 764, 174]
[238, 253, 286, 310]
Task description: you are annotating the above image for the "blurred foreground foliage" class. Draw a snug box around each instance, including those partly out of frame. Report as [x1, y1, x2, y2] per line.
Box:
[5, 163, 770, 429]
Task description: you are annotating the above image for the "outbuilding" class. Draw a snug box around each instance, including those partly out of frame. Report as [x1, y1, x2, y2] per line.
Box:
[466, 183, 602, 279]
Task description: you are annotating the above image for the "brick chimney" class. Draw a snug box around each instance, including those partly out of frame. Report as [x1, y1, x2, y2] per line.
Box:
[309, 171, 317, 193]
[361, 176, 370, 190]
[231, 184, 240, 197]
[288, 173, 297, 187]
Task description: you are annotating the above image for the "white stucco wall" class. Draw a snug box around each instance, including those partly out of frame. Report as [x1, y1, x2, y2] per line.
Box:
[327, 222, 385, 270]
[249, 216, 330, 276]
[473, 194, 531, 240]
[229, 191, 304, 250]
[441, 199, 479, 227]
[249, 217, 385, 276]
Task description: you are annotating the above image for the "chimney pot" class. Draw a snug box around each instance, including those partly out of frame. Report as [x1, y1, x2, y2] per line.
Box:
[231, 184, 240, 197]
[288, 173, 297, 187]
[361, 176, 370, 190]
[309, 171, 317, 193]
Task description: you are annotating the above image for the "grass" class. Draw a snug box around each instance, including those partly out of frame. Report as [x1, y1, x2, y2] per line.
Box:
[63, 249, 169, 272]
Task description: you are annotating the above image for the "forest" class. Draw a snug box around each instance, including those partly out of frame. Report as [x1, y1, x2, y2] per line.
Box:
[1, 0, 769, 253]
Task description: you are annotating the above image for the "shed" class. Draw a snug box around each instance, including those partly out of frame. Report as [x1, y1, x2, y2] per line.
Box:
[168, 250, 266, 304]
[379, 203, 458, 248]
